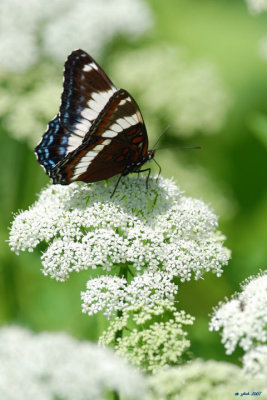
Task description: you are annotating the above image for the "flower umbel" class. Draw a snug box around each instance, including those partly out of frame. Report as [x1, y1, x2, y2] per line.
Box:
[243, 345, 267, 379]
[81, 271, 177, 318]
[0, 326, 146, 400]
[147, 359, 267, 400]
[9, 176, 230, 317]
[210, 271, 267, 355]
[99, 300, 194, 373]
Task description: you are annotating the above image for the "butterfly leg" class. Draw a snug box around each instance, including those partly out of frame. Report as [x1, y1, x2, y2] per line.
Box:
[110, 173, 123, 198]
[135, 168, 151, 189]
[153, 158, 161, 180]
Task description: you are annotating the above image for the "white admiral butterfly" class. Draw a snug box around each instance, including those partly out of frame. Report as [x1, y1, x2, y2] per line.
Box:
[35, 49, 155, 195]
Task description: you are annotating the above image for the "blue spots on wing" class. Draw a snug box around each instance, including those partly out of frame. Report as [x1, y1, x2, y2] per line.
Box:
[35, 115, 70, 173]
[61, 136, 68, 145]
[58, 146, 66, 156]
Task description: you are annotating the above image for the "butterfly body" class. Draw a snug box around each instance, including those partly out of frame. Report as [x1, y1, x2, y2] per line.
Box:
[35, 50, 155, 191]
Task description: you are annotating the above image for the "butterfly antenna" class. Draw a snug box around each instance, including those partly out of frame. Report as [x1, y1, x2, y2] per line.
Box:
[154, 145, 202, 151]
[152, 125, 171, 150]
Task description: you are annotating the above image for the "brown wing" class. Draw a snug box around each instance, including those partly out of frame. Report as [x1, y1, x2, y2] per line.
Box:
[35, 49, 117, 174]
[50, 89, 148, 184]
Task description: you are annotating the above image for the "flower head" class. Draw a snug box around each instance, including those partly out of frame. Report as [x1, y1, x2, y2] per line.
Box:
[0, 326, 146, 400]
[147, 359, 267, 400]
[81, 271, 177, 318]
[243, 345, 267, 379]
[10, 176, 230, 316]
[99, 300, 194, 373]
[210, 271, 267, 355]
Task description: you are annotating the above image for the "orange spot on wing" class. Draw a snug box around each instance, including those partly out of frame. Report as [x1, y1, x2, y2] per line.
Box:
[132, 136, 143, 144]
[116, 155, 125, 162]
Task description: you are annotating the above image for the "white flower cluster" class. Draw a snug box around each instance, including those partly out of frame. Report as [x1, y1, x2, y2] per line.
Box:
[147, 359, 267, 400]
[110, 45, 231, 137]
[0, 0, 152, 71]
[0, 326, 146, 400]
[0, 66, 61, 145]
[82, 271, 177, 318]
[9, 176, 230, 316]
[243, 345, 267, 379]
[210, 272, 267, 377]
[245, 0, 267, 13]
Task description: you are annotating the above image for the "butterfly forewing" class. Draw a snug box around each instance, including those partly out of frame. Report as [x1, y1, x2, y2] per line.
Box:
[35, 49, 116, 167]
[50, 89, 148, 184]
[60, 49, 116, 150]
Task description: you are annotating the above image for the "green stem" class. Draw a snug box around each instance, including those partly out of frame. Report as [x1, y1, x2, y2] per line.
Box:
[113, 391, 120, 400]
[113, 265, 129, 400]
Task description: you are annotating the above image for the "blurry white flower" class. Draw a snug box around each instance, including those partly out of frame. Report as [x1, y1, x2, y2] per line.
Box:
[9, 176, 230, 316]
[0, 60, 63, 145]
[245, 0, 267, 13]
[110, 45, 231, 137]
[4, 80, 61, 145]
[0, 326, 146, 400]
[44, 0, 152, 64]
[0, 0, 152, 71]
[147, 359, 267, 400]
[210, 271, 267, 354]
[243, 345, 267, 379]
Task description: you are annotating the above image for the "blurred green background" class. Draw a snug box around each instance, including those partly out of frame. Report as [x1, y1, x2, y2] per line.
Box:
[1, 0, 267, 366]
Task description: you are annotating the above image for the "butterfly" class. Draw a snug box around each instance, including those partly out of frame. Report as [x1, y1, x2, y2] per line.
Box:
[35, 49, 157, 196]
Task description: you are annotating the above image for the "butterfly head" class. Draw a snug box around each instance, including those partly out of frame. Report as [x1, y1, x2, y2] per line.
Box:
[147, 149, 155, 161]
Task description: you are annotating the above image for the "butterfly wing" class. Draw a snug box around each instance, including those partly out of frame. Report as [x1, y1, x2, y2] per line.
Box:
[50, 89, 149, 184]
[35, 49, 116, 173]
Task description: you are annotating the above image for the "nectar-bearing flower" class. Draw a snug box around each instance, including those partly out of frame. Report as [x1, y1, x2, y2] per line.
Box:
[210, 271, 267, 354]
[9, 176, 230, 316]
[147, 359, 267, 400]
[81, 271, 177, 318]
[99, 300, 194, 373]
[210, 271, 267, 378]
[243, 345, 267, 379]
[0, 326, 147, 400]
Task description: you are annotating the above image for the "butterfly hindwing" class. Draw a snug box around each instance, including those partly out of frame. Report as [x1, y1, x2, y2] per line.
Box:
[35, 115, 69, 174]
[50, 89, 148, 184]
